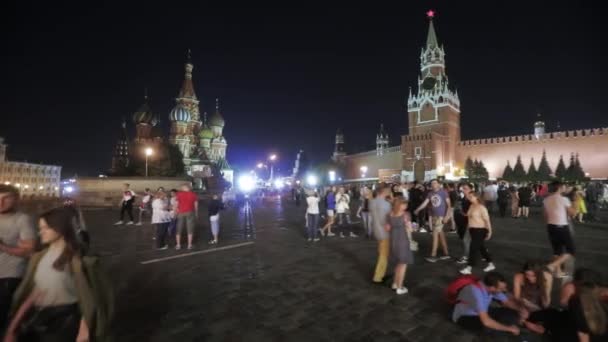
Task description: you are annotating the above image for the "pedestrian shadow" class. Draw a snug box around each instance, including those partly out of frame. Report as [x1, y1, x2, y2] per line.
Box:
[111, 266, 171, 340]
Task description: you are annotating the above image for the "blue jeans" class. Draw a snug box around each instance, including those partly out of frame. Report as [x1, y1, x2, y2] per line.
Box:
[306, 214, 319, 239]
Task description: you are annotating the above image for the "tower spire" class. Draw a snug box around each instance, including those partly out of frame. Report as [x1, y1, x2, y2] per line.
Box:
[426, 10, 439, 48]
[144, 87, 148, 100]
[216, 98, 220, 111]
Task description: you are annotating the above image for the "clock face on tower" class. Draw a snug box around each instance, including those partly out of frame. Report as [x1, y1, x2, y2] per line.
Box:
[422, 76, 436, 90]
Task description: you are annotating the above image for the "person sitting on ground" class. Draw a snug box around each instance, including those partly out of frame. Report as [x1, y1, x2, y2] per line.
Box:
[560, 268, 608, 308]
[513, 260, 554, 334]
[452, 271, 527, 337]
[560, 277, 608, 342]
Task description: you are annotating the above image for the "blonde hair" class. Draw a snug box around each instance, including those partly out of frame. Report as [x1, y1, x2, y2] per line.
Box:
[579, 285, 607, 335]
[391, 198, 408, 215]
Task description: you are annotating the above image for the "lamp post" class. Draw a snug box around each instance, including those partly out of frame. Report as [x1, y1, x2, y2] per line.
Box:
[268, 154, 277, 182]
[145, 147, 153, 177]
[360, 165, 368, 179]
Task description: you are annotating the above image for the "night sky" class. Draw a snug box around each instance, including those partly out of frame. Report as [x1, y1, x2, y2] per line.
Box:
[2, 2, 606, 177]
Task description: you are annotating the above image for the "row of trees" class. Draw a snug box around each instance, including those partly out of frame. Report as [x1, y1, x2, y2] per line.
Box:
[501, 152, 587, 183]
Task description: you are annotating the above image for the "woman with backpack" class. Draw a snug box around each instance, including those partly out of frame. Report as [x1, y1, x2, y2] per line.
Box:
[5, 207, 112, 342]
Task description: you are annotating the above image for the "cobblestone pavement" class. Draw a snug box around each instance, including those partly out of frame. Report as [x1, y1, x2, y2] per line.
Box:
[80, 198, 608, 342]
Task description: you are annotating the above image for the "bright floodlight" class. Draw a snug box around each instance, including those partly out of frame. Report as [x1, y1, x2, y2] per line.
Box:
[65, 186, 74, 193]
[360, 166, 368, 173]
[306, 174, 318, 186]
[238, 175, 256, 192]
[274, 178, 284, 189]
[328, 170, 336, 182]
[145, 147, 153, 156]
[257, 163, 264, 168]
[269, 154, 277, 161]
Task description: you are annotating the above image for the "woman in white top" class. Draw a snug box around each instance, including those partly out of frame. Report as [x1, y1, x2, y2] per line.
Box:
[152, 190, 171, 250]
[306, 192, 321, 242]
[6, 208, 91, 342]
[460, 192, 496, 275]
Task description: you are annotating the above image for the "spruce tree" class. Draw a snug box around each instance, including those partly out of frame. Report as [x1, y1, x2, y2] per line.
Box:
[555, 155, 567, 181]
[512, 155, 527, 182]
[477, 160, 489, 181]
[537, 150, 552, 181]
[574, 154, 587, 181]
[565, 153, 576, 182]
[464, 156, 475, 179]
[527, 158, 538, 182]
[502, 161, 514, 181]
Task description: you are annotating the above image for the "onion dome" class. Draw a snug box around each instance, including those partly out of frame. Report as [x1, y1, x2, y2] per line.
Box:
[169, 104, 191, 122]
[209, 98, 225, 127]
[199, 125, 214, 140]
[133, 93, 156, 125]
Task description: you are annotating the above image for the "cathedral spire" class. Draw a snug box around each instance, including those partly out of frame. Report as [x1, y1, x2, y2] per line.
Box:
[178, 49, 197, 99]
[425, 10, 439, 49]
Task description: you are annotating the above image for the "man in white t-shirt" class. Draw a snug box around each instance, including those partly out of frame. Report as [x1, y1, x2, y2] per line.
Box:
[0, 185, 36, 331]
[306, 191, 321, 242]
[543, 181, 577, 278]
[114, 183, 136, 225]
[136, 188, 152, 226]
[336, 187, 357, 238]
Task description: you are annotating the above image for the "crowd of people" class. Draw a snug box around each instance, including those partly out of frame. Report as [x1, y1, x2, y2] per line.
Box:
[113, 183, 225, 249]
[303, 179, 607, 340]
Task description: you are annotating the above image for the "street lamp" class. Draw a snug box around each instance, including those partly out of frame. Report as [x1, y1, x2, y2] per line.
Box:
[328, 170, 336, 183]
[268, 154, 277, 181]
[360, 165, 368, 178]
[145, 147, 153, 177]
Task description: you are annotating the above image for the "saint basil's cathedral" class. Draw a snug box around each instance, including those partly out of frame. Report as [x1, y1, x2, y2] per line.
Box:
[111, 52, 233, 188]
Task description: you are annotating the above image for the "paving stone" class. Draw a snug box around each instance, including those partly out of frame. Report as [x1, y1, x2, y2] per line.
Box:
[68, 200, 608, 340]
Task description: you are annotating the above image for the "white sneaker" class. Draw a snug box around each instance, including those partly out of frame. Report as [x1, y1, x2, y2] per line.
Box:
[340, 233, 345, 238]
[456, 257, 468, 264]
[175, 245, 181, 250]
[349, 232, 358, 238]
[327, 232, 336, 237]
[419, 228, 428, 233]
[157, 245, 168, 250]
[439, 255, 451, 261]
[135, 222, 142, 226]
[313, 238, 320, 242]
[126, 221, 134, 225]
[114, 221, 123, 225]
[307, 238, 312, 242]
[483, 263, 496, 272]
[391, 283, 398, 290]
[396, 287, 409, 295]
[460, 266, 472, 275]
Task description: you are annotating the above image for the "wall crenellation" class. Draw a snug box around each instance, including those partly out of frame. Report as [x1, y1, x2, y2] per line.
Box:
[458, 127, 608, 147]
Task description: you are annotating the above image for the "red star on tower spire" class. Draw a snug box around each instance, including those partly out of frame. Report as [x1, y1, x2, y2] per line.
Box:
[426, 10, 435, 19]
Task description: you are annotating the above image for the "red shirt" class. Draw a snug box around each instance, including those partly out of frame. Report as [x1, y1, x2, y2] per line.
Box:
[176, 191, 198, 214]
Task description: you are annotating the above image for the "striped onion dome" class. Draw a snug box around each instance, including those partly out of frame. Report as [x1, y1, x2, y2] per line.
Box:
[169, 105, 191, 122]
[133, 102, 156, 125]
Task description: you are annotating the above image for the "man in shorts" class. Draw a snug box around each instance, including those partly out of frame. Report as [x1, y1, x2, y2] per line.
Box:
[415, 179, 451, 263]
[175, 184, 198, 250]
[543, 180, 577, 278]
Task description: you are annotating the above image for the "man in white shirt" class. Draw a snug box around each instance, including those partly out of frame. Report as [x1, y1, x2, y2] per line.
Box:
[136, 188, 152, 226]
[0, 185, 36, 331]
[114, 183, 136, 225]
[306, 191, 321, 242]
[336, 187, 357, 238]
[543, 181, 577, 278]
